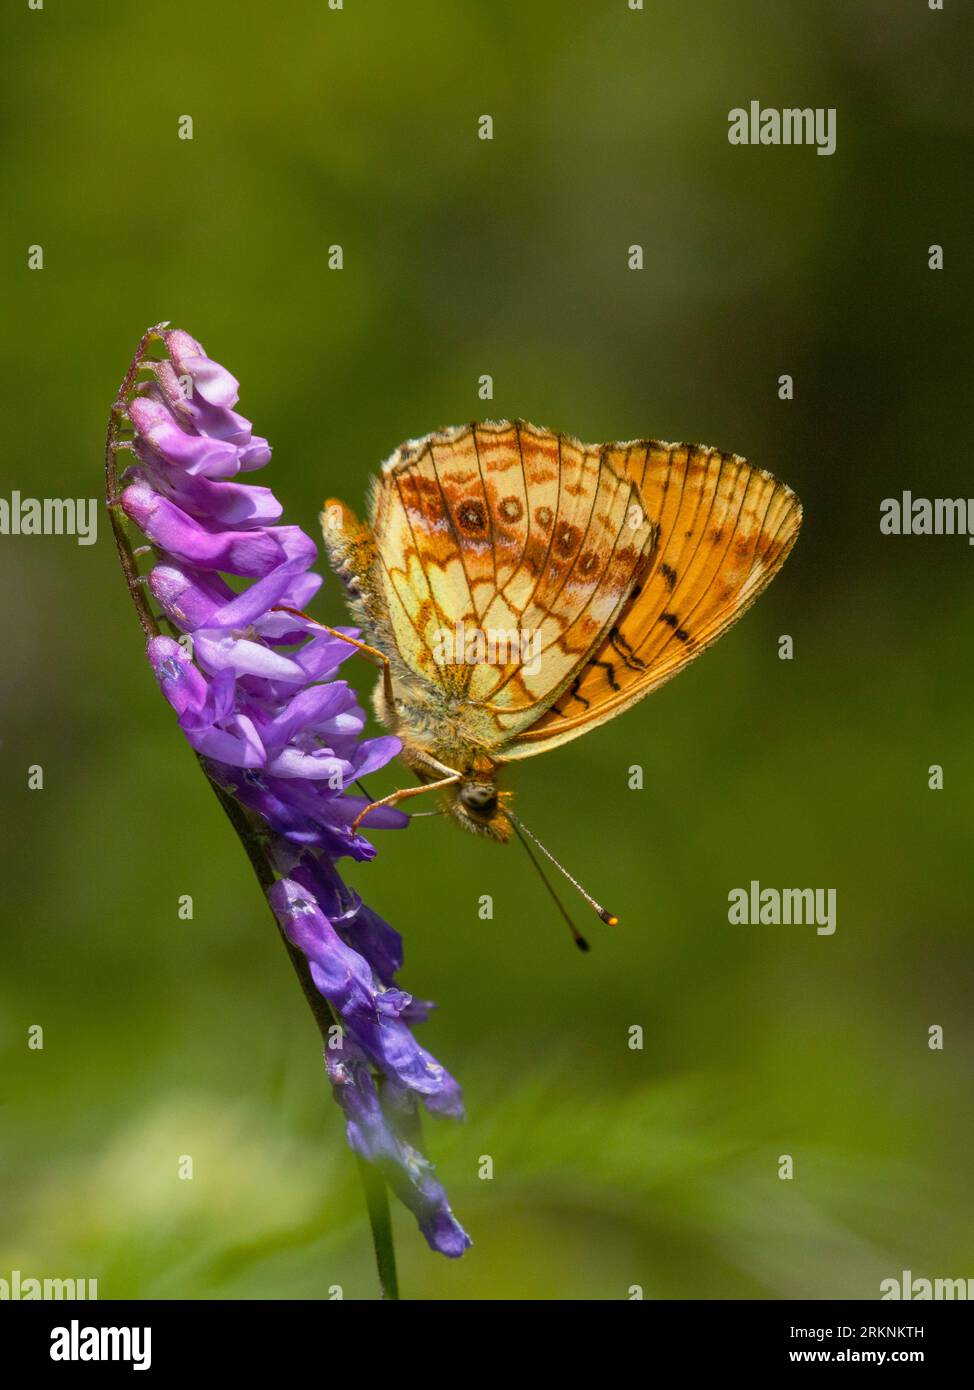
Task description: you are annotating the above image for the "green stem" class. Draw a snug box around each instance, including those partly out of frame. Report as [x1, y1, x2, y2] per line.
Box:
[356, 1156, 400, 1300]
[105, 327, 400, 1301]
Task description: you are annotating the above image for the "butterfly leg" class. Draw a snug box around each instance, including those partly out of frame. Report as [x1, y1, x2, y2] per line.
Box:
[271, 605, 395, 708]
[350, 774, 460, 834]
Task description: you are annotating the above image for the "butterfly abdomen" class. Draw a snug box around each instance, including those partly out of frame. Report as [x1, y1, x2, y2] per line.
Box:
[320, 498, 372, 602]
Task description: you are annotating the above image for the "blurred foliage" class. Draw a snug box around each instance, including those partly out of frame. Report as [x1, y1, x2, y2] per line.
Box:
[1, 0, 972, 1299]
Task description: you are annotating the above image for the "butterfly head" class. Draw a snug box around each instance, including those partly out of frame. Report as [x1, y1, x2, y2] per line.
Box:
[447, 759, 512, 841]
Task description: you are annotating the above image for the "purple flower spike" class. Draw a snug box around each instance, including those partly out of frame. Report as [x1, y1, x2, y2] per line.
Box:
[326, 1045, 472, 1259]
[269, 878, 466, 1114]
[117, 325, 469, 1259]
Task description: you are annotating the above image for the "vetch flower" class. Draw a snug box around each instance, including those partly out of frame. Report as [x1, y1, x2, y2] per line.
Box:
[109, 325, 470, 1260]
[326, 1044, 472, 1259]
[269, 877, 471, 1259]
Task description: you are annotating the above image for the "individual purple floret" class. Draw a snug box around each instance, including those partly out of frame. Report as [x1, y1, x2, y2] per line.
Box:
[116, 326, 470, 1257]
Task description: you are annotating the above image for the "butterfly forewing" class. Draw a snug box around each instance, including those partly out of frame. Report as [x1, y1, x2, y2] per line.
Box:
[507, 439, 801, 755]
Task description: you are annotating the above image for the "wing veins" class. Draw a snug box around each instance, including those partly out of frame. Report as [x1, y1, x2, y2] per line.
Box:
[649, 455, 752, 663]
[477, 469, 651, 711]
[518, 429, 563, 628]
[470, 422, 498, 593]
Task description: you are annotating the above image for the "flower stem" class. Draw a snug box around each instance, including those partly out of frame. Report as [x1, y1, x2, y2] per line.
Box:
[104, 329, 401, 1300]
[356, 1156, 400, 1300]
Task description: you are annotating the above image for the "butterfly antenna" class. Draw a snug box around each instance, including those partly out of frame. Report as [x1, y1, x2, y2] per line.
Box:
[505, 810, 619, 931]
[509, 817, 591, 952]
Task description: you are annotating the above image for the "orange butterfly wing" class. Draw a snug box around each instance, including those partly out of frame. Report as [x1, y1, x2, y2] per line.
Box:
[504, 440, 801, 757]
[367, 422, 657, 739]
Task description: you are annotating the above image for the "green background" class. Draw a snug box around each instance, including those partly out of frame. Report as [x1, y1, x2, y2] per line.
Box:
[2, 0, 972, 1300]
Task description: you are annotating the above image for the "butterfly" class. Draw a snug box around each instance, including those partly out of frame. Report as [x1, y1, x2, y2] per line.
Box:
[319, 420, 800, 927]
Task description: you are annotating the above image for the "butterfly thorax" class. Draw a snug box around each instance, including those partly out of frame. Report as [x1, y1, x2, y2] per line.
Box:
[375, 675, 513, 840]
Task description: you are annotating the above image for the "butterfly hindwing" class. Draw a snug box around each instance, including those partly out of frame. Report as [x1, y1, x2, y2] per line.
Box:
[366, 422, 657, 738]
